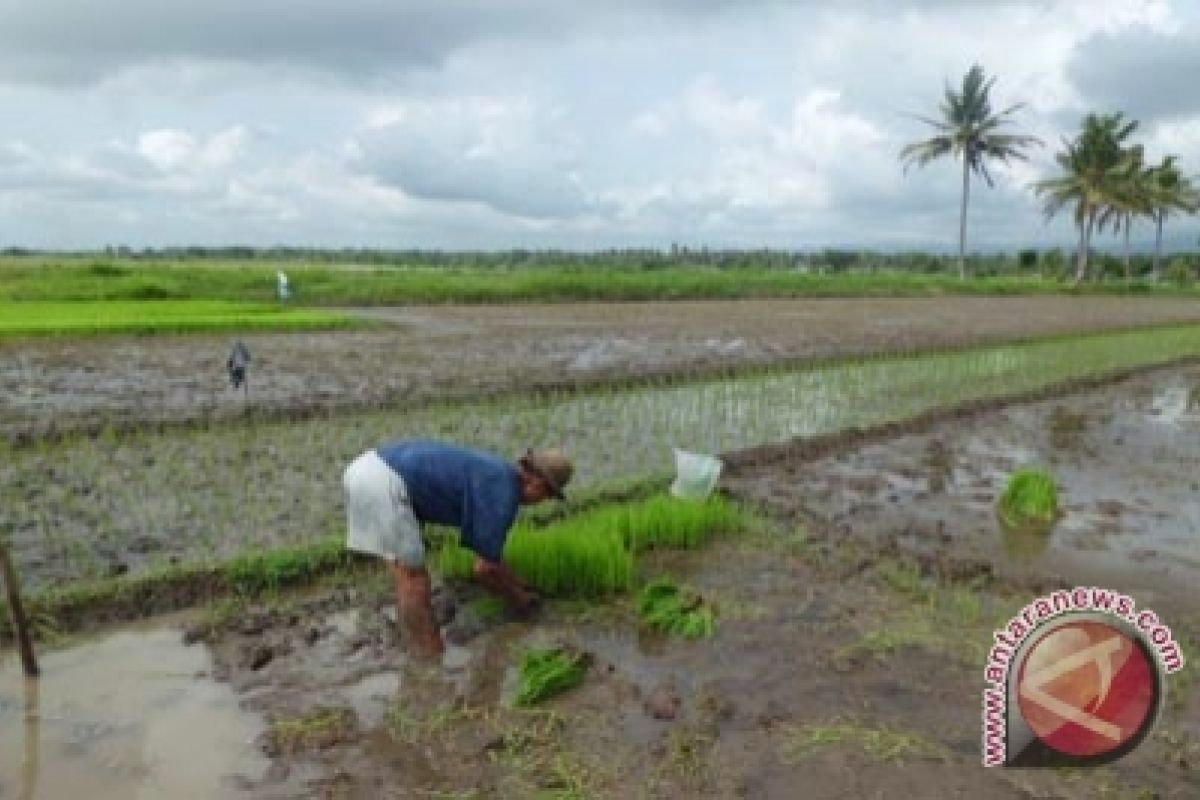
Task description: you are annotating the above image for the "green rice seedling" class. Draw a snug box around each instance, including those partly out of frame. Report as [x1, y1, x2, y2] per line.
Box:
[431, 494, 745, 597]
[637, 577, 716, 639]
[997, 468, 1059, 530]
[503, 523, 633, 598]
[0, 300, 356, 338]
[514, 646, 590, 707]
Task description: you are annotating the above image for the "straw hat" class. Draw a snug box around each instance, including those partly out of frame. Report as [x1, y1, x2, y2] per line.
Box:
[520, 448, 573, 500]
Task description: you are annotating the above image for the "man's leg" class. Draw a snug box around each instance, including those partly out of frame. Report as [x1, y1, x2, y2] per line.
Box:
[390, 561, 444, 658]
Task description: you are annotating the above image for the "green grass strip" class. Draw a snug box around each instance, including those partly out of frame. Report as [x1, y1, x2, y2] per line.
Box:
[514, 647, 590, 706]
[0, 535, 359, 641]
[997, 468, 1059, 529]
[0, 299, 357, 337]
[637, 577, 716, 639]
[3, 259, 1198, 305]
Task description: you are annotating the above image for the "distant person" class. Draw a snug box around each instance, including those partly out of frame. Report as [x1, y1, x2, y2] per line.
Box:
[343, 440, 573, 658]
[276, 270, 290, 301]
[226, 340, 251, 392]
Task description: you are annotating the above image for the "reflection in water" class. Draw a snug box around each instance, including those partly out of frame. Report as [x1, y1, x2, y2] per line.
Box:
[22, 678, 39, 800]
[1000, 518, 1053, 561]
[0, 626, 266, 800]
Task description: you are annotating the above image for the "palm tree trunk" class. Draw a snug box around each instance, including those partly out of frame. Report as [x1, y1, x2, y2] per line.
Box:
[1154, 213, 1164, 282]
[1073, 219, 1088, 285]
[1074, 212, 1096, 285]
[958, 155, 970, 279]
[1123, 215, 1131, 283]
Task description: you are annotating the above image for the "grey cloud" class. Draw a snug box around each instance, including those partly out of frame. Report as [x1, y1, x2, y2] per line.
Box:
[1066, 30, 1200, 122]
[0, 1, 575, 86]
[0, 0, 792, 87]
[354, 119, 608, 220]
[0, 0, 986, 87]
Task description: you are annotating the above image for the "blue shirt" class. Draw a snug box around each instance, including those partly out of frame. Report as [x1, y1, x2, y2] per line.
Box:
[376, 440, 520, 562]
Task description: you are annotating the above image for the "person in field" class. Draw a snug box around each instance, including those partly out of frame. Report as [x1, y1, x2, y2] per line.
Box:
[342, 440, 573, 658]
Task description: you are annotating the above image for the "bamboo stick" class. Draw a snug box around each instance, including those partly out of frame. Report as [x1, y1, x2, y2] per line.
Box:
[0, 537, 39, 677]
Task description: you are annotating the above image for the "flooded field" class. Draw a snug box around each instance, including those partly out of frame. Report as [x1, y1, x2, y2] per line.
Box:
[3, 298, 1199, 798]
[8, 326, 1200, 590]
[6, 295, 1200, 440]
[0, 622, 266, 799]
[724, 361, 1200, 619]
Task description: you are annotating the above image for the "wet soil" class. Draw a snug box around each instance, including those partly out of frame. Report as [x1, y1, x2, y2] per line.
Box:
[171, 362, 1200, 798]
[723, 362, 1200, 621]
[7, 296, 1200, 440]
[6, 300, 1200, 796]
[199, 535, 1198, 799]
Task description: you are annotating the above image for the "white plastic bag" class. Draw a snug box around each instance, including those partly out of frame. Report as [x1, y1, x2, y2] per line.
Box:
[670, 448, 723, 500]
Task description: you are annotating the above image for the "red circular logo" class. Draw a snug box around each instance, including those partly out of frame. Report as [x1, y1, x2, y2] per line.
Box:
[1016, 619, 1157, 759]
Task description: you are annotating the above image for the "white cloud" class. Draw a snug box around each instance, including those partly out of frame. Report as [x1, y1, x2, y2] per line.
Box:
[0, 0, 1197, 250]
[351, 94, 606, 220]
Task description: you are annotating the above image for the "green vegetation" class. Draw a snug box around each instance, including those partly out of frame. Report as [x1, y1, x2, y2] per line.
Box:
[267, 707, 356, 755]
[2, 256, 1199, 309]
[781, 720, 949, 764]
[514, 647, 590, 707]
[637, 577, 716, 639]
[0, 535, 362, 642]
[434, 496, 748, 598]
[0, 299, 356, 337]
[997, 468, 1059, 529]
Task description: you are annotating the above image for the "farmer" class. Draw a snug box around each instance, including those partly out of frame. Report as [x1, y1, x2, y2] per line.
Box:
[343, 439, 573, 658]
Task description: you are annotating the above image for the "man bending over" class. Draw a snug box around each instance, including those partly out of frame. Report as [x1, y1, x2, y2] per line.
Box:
[343, 439, 573, 658]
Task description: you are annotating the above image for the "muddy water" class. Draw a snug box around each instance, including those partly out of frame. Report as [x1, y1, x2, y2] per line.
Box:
[11, 326, 1200, 590]
[727, 362, 1200, 617]
[0, 625, 266, 799]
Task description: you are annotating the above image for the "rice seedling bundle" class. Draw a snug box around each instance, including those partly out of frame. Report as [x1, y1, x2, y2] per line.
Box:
[997, 468, 1059, 530]
[514, 646, 590, 706]
[432, 495, 743, 597]
[637, 577, 716, 639]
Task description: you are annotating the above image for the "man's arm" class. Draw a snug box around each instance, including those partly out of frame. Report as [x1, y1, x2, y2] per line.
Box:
[473, 558, 540, 615]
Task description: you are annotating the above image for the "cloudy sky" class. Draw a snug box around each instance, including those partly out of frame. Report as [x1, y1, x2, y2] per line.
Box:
[2, 0, 1199, 252]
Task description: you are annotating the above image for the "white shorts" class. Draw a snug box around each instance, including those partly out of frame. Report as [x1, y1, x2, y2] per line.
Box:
[343, 450, 425, 567]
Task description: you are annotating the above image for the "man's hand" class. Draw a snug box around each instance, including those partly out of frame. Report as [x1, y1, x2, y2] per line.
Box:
[473, 558, 542, 618]
[512, 588, 543, 620]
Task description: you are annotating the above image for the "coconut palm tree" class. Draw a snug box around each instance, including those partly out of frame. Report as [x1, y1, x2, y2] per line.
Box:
[1145, 156, 1200, 281]
[1098, 144, 1149, 282]
[900, 64, 1041, 279]
[1033, 113, 1139, 284]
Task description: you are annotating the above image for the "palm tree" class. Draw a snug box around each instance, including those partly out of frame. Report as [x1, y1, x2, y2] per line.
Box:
[1145, 156, 1200, 281]
[1097, 144, 1148, 282]
[900, 64, 1041, 279]
[1033, 113, 1139, 284]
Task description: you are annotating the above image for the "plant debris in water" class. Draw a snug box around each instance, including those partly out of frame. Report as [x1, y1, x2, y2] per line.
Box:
[514, 646, 591, 707]
[637, 577, 716, 639]
[997, 468, 1059, 530]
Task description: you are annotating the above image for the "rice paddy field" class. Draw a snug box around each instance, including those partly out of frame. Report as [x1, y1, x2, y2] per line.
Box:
[3, 278, 1200, 799]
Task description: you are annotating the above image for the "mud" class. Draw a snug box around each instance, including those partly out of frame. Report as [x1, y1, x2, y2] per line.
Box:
[6, 299, 1200, 796]
[198, 536, 1198, 798]
[7, 296, 1200, 440]
[169, 362, 1200, 798]
[724, 362, 1200, 620]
